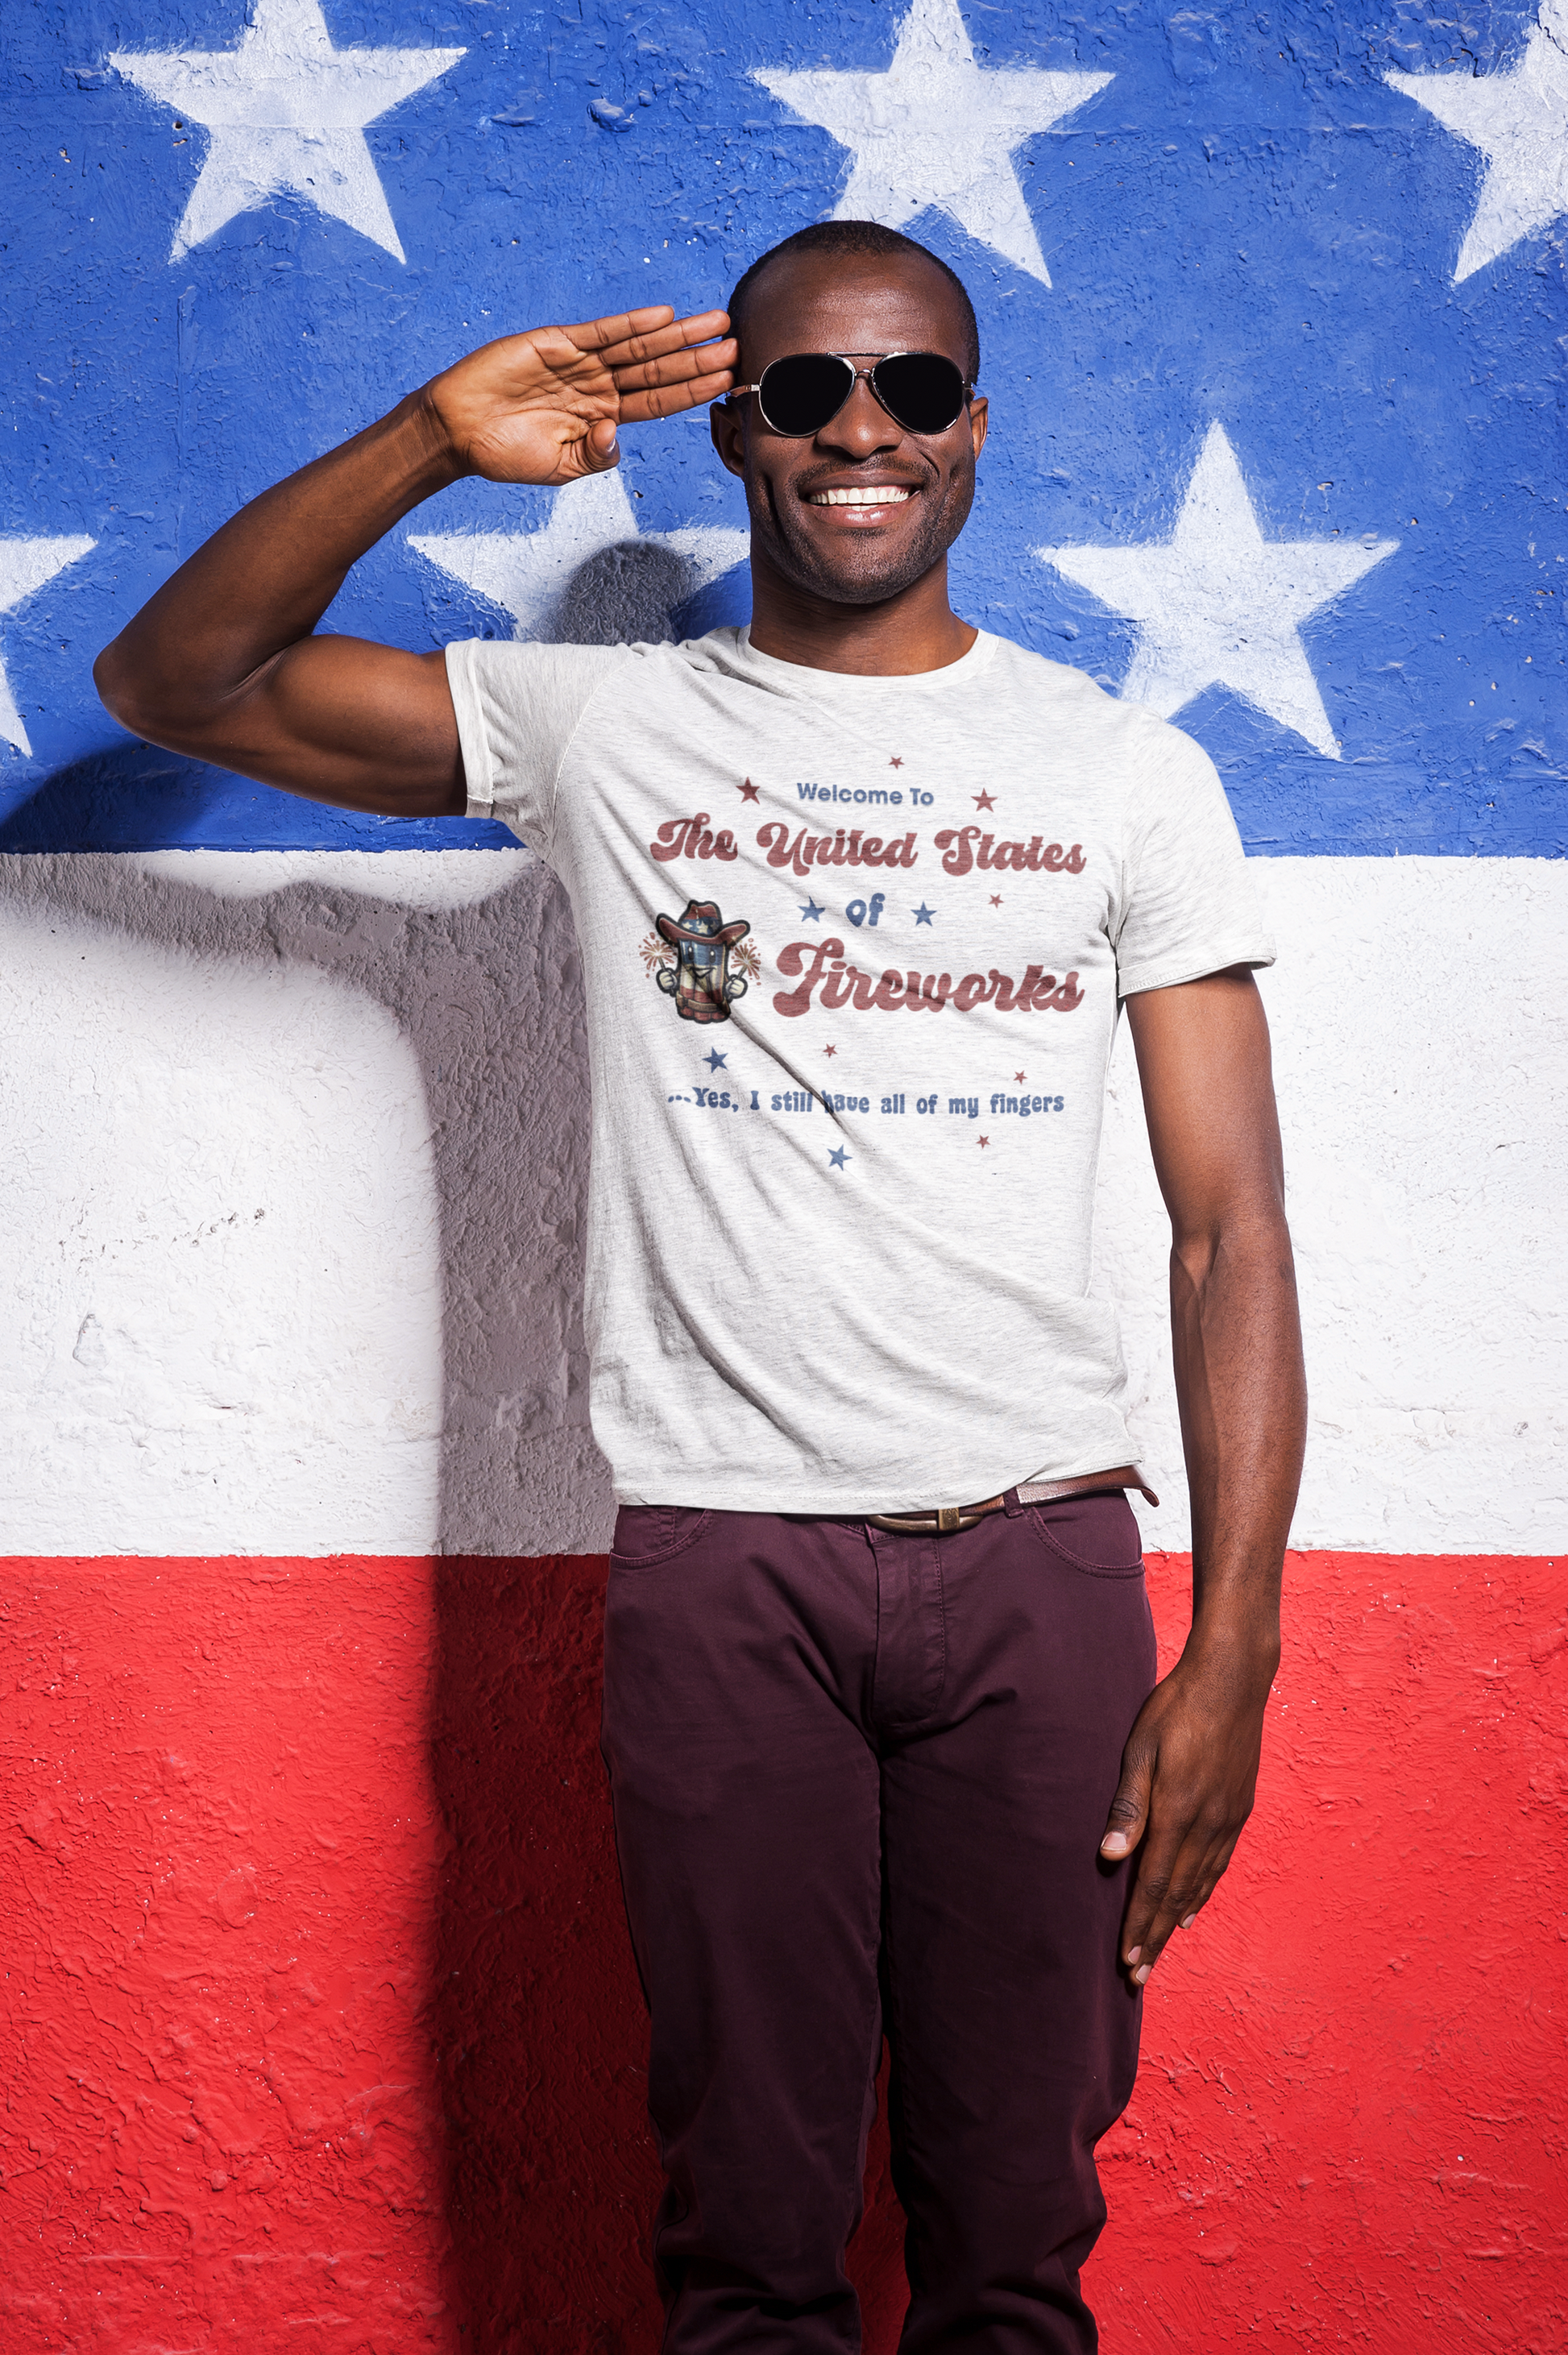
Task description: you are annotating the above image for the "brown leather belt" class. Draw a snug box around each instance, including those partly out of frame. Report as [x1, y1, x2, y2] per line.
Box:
[865, 1465, 1159, 1537]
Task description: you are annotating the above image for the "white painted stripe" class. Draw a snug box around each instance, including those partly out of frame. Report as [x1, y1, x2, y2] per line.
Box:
[0, 852, 1562, 1556]
[1097, 857, 1568, 1553]
[0, 859, 447, 1553]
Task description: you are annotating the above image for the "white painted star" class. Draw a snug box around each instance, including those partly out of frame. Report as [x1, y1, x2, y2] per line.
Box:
[1388, 0, 1568, 282]
[409, 471, 749, 641]
[753, 0, 1111, 286]
[1036, 424, 1397, 761]
[111, 0, 464, 263]
[0, 537, 96, 755]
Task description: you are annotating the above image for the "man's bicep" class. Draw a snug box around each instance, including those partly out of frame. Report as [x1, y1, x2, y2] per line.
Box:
[1123, 968, 1286, 1240]
[100, 633, 465, 819]
[215, 636, 466, 817]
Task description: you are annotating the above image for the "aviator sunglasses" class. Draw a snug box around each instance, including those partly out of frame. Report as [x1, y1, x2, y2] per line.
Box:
[729, 350, 975, 438]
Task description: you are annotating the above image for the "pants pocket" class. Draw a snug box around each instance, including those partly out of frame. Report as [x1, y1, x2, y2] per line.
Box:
[610, 1504, 714, 1569]
[1027, 1491, 1146, 1575]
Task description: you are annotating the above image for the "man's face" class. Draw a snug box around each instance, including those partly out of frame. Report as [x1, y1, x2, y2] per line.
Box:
[710, 252, 987, 608]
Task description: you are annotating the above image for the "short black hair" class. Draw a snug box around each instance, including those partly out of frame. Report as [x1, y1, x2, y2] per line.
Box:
[727, 221, 980, 383]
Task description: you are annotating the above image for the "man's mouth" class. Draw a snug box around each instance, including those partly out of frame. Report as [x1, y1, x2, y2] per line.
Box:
[804, 485, 916, 508]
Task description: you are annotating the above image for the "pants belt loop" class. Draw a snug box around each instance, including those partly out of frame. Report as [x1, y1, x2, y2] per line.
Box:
[1001, 1486, 1025, 1518]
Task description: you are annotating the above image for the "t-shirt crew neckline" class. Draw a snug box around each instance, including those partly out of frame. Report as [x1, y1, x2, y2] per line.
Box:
[732, 624, 1000, 696]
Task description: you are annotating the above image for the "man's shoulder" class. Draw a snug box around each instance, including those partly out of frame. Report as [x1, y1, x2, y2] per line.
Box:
[981, 635, 1205, 765]
[453, 627, 745, 694]
[452, 636, 631, 686]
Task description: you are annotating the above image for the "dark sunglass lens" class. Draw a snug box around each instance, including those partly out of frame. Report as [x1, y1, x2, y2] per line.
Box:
[757, 353, 857, 436]
[873, 353, 967, 433]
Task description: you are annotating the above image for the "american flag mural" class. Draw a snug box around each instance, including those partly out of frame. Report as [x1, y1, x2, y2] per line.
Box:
[1, 3, 1562, 2350]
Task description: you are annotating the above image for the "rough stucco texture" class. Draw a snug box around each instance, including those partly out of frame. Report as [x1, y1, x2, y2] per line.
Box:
[3, 1547, 1563, 2355]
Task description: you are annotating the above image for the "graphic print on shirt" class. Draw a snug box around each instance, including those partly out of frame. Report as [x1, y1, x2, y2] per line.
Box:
[641, 763, 1101, 1158]
[770, 936, 1085, 1018]
[644, 807, 1085, 1021]
[645, 898, 758, 1026]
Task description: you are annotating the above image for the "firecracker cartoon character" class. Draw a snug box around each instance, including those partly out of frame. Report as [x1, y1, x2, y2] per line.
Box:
[652, 898, 753, 1026]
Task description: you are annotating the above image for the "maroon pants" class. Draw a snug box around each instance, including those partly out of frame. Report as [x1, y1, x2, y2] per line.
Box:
[599, 1495, 1159, 2355]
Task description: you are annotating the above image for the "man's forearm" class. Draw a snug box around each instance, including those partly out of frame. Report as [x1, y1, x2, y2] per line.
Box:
[93, 390, 458, 743]
[1169, 1204, 1305, 1670]
[1124, 968, 1307, 1669]
[1096, 965, 1306, 1976]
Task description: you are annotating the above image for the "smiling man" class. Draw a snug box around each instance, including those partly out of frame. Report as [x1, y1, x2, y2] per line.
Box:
[95, 222, 1306, 2355]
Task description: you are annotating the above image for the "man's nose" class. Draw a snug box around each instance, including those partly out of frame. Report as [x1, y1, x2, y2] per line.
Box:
[815, 375, 902, 456]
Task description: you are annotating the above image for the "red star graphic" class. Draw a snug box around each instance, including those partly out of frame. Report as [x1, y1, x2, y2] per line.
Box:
[737, 777, 760, 802]
[973, 790, 996, 811]
[978, 1137, 990, 1148]
[889, 756, 904, 769]
[1014, 1071, 1027, 1084]
[823, 1044, 837, 1057]
[989, 894, 1002, 907]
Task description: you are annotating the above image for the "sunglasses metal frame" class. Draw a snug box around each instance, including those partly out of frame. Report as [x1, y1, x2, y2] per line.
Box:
[727, 350, 976, 438]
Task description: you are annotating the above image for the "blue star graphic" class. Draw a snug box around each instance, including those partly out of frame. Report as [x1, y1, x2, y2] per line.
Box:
[912, 902, 935, 926]
[828, 1146, 851, 1171]
[799, 898, 825, 922]
[703, 1048, 728, 1072]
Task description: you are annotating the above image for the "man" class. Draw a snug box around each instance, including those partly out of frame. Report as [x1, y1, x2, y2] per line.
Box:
[95, 222, 1306, 2353]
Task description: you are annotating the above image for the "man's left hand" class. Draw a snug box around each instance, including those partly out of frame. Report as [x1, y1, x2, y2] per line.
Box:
[1099, 1636, 1276, 1984]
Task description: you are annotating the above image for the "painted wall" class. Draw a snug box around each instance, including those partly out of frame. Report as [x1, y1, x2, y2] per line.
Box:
[2, 0, 1566, 2349]
[6, 1549, 1564, 2353]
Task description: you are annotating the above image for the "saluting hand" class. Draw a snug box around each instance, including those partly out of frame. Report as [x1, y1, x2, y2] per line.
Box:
[421, 304, 738, 487]
[93, 301, 739, 813]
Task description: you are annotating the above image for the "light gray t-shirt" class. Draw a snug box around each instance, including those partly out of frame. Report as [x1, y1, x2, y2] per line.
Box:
[447, 624, 1273, 1512]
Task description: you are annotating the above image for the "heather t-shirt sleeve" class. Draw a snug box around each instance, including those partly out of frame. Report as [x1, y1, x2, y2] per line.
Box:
[1111, 715, 1275, 997]
[446, 639, 626, 857]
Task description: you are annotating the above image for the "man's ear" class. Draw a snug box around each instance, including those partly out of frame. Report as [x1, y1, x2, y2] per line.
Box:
[968, 394, 988, 463]
[710, 398, 747, 479]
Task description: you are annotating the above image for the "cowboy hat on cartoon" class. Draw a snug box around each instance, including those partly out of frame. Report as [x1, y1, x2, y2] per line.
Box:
[654, 899, 751, 1026]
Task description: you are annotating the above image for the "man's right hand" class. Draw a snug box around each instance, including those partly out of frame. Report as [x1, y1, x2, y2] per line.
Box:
[93, 305, 736, 819]
[424, 307, 736, 486]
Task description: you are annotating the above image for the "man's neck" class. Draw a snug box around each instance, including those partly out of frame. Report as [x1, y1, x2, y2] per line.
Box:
[744, 550, 977, 677]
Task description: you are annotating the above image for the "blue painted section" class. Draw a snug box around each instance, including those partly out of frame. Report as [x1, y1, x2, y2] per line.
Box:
[1, 0, 1564, 855]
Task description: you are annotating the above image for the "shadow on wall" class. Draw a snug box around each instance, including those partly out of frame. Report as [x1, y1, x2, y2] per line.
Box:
[0, 818, 610, 1552]
[0, 541, 915, 2347]
[0, 834, 612, 2334]
[431, 1551, 662, 2346]
[552, 539, 698, 647]
[0, 535, 757, 1545]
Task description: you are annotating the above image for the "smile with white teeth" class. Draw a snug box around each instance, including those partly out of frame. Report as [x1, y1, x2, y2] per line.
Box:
[806, 485, 915, 506]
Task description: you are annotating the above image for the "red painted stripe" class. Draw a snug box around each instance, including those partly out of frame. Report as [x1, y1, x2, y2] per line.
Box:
[1, 1552, 1562, 2354]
